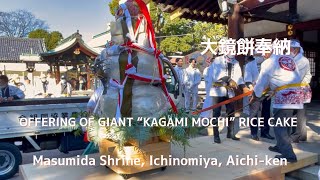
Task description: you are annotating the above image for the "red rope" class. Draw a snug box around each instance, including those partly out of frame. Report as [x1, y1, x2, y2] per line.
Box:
[192, 91, 253, 115]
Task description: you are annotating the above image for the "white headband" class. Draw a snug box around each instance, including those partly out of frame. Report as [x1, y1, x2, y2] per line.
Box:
[290, 40, 301, 48]
[290, 40, 304, 54]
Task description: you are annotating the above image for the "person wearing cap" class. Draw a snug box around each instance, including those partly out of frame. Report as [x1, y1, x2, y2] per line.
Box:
[251, 50, 303, 162]
[289, 40, 312, 143]
[79, 75, 86, 91]
[46, 70, 57, 87]
[183, 58, 201, 111]
[207, 53, 249, 143]
[23, 76, 35, 98]
[34, 73, 56, 98]
[10, 75, 26, 92]
[0, 75, 25, 103]
[244, 53, 274, 141]
[56, 75, 72, 97]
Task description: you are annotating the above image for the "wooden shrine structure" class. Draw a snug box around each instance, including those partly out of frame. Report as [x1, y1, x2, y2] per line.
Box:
[41, 31, 99, 89]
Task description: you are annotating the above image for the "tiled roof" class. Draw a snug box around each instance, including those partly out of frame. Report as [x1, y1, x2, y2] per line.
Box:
[0, 37, 46, 62]
[87, 31, 111, 48]
[41, 31, 99, 57]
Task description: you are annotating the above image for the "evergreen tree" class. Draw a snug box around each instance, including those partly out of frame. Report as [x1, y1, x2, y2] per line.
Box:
[28, 29, 63, 50]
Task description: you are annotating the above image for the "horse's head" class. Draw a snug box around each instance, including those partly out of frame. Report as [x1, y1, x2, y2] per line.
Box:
[91, 56, 105, 80]
[110, 0, 150, 47]
[91, 49, 114, 94]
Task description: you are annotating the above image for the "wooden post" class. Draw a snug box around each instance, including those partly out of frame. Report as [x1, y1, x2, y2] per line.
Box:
[29, 72, 34, 86]
[49, 63, 53, 73]
[52, 63, 56, 82]
[85, 64, 90, 90]
[228, 3, 245, 115]
[56, 64, 61, 84]
[228, 3, 245, 66]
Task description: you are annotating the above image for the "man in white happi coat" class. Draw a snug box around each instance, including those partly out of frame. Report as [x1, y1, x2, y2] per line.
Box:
[183, 58, 201, 111]
[23, 77, 35, 98]
[208, 54, 249, 143]
[34, 74, 57, 98]
[244, 54, 274, 141]
[10, 75, 26, 92]
[56, 75, 73, 97]
[251, 51, 303, 162]
[174, 58, 185, 97]
[200, 57, 214, 118]
[289, 40, 312, 143]
[46, 70, 57, 87]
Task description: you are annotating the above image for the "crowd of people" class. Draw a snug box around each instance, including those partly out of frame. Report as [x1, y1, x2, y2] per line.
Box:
[0, 70, 74, 100]
[1, 38, 312, 163]
[84, 39, 311, 163]
[84, 38, 311, 163]
[173, 39, 311, 163]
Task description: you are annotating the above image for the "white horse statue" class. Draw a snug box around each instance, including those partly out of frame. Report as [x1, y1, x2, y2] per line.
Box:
[91, 0, 181, 120]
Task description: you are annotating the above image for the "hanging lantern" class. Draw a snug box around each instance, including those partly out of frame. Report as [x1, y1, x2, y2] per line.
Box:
[74, 48, 81, 55]
[20, 54, 39, 73]
[286, 24, 295, 36]
[26, 62, 35, 72]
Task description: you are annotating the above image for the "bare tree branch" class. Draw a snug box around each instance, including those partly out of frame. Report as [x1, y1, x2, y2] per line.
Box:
[0, 9, 49, 37]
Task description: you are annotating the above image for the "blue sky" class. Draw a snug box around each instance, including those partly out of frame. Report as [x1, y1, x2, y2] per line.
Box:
[0, 0, 114, 42]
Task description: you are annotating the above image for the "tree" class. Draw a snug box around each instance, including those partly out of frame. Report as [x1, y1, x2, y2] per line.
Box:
[192, 22, 227, 51]
[28, 29, 49, 39]
[28, 29, 63, 50]
[0, 10, 49, 37]
[46, 31, 63, 50]
[109, 0, 120, 16]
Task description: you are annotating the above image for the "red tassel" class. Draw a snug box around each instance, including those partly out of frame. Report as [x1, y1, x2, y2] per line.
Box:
[83, 131, 89, 142]
[134, 0, 156, 48]
[126, 63, 134, 70]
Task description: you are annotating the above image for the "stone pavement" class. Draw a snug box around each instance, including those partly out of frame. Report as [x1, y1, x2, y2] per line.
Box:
[19, 136, 318, 180]
[236, 101, 320, 156]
